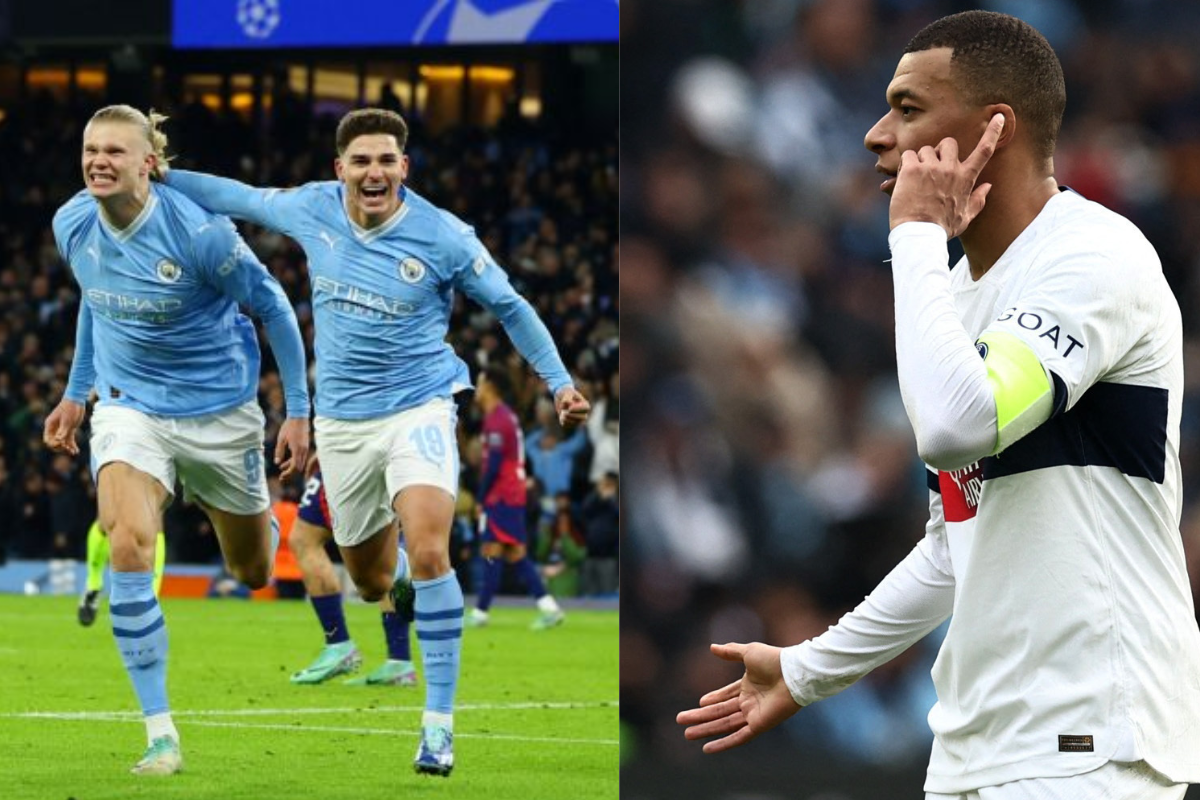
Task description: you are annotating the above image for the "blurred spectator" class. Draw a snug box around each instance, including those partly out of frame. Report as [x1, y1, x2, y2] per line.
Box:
[586, 370, 620, 483]
[0, 454, 17, 564]
[526, 415, 589, 506]
[46, 453, 93, 558]
[536, 491, 587, 598]
[579, 471, 619, 596]
[14, 468, 50, 558]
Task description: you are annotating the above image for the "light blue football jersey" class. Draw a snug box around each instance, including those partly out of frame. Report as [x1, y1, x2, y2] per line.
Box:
[166, 171, 574, 420]
[54, 183, 310, 419]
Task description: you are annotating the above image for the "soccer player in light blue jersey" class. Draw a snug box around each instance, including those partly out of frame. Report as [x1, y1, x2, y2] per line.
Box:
[42, 105, 311, 777]
[163, 108, 590, 776]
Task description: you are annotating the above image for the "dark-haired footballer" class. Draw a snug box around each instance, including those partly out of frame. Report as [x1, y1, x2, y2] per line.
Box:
[680, 11, 1200, 799]
[163, 107, 591, 777]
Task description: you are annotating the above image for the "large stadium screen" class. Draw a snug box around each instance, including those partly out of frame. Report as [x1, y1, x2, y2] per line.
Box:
[172, 0, 619, 48]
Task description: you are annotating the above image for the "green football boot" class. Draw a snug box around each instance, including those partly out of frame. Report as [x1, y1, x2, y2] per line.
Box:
[131, 736, 183, 776]
[344, 659, 418, 687]
[530, 609, 565, 630]
[289, 641, 362, 684]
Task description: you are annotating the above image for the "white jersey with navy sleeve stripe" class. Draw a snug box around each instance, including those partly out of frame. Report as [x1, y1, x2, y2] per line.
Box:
[920, 189, 1200, 792]
[53, 183, 310, 419]
[164, 171, 574, 420]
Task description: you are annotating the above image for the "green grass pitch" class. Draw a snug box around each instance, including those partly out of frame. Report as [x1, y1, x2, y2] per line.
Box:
[0, 594, 617, 799]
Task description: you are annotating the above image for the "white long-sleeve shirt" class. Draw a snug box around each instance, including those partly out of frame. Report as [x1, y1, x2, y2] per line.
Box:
[782, 191, 1200, 793]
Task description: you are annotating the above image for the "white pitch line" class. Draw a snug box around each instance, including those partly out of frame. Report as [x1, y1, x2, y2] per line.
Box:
[8, 700, 617, 720]
[170, 719, 617, 745]
[8, 713, 617, 746]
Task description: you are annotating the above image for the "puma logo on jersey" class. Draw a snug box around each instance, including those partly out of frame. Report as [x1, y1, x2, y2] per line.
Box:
[319, 230, 338, 251]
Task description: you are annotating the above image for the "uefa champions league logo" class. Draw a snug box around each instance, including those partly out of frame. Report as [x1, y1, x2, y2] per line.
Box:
[237, 0, 281, 39]
[413, 0, 556, 44]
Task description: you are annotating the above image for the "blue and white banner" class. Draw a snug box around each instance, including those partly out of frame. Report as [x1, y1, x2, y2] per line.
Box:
[173, 0, 619, 48]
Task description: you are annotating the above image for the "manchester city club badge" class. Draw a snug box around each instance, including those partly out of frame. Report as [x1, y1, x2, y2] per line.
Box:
[156, 259, 182, 283]
[399, 257, 426, 283]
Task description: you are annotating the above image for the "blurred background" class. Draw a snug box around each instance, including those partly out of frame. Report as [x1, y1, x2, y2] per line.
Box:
[0, 0, 619, 603]
[621, 0, 1200, 797]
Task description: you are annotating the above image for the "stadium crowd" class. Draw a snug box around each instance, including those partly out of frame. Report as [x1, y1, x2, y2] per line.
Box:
[622, 0, 1200, 783]
[0, 86, 619, 599]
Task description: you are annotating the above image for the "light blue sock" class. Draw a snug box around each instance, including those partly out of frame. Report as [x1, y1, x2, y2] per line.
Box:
[110, 570, 169, 716]
[414, 571, 463, 715]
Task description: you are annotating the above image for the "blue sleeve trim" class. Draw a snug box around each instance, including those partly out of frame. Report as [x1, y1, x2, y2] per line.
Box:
[414, 608, 465, 622]
[112, 615, 166, 640]
[416, 628, 464, 641]
[110, 598, 159, 617]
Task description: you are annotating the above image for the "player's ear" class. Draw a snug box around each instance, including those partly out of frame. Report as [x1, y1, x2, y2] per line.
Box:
[334, 157, 345, 180]
[400, 153, 409, 181]
[983, 104, 1015, 149]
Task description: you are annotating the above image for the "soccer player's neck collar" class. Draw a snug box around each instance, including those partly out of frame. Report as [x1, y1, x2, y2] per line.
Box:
[99, 189, 158, 242]
[346, 191, 410, 242]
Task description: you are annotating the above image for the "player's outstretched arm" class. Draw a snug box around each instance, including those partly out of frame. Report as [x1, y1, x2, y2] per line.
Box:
[682, 533, 954, 753]
[164, 169, 299, 235]
[455, 244, 589, 426]
[677, 643, 802, 754]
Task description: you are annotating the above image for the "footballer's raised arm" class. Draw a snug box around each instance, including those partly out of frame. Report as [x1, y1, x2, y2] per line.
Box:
[453, 234, 574, 399]
[889, 222, 1054, 470]
[164, 170, 306, 239]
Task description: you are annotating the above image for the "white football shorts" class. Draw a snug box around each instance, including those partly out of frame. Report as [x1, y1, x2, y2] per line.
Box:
[314, 397, 460, 547]
[925, 760, 1186, 800]
[89, 400, 270, 516]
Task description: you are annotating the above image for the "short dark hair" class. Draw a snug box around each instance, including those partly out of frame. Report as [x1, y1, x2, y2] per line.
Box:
[904, 11, 1065, 162]
[335, 108, 409, 155]
[482, 364, 513, 403]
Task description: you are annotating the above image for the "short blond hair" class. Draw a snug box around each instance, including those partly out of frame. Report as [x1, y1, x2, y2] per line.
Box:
[88, 105, 173, 174]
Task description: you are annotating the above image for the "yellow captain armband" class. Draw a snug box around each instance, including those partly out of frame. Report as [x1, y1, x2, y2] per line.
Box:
[977, 330, 1054, 454]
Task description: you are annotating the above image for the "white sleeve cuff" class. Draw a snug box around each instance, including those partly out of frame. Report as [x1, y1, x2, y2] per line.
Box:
[777, 542, 955, 707]
[888, 220, 950, 250]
